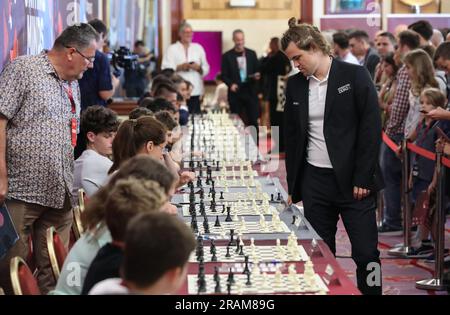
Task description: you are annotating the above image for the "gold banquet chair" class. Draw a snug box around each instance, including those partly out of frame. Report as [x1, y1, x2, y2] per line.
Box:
[46, 227, 68, 282]
[10, 257, 41, 295]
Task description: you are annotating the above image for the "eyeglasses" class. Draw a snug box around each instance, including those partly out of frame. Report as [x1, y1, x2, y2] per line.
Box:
[65, 46, 95, 64]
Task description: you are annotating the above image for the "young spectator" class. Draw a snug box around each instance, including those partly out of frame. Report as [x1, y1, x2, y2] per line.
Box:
[379, 30, 421, 235]
[144, 98, 178, 117]
[378, 53, 399, 128]
[332, 32, 359, 65]
[109, 117, 168, 173]
[374, 32, 397, 86]
[408, 20, 434, 47]
[407, 88, 447, 256]
[89, 212, 195, 295]
[73, 106, 119, 201]
[348, 30, 380, 78]
[177, 92, 190, 126]
[81, 178, 167, 294]
[52, 155, 176, 295]
[155, 111, 195, 186]
[403, 49, 439, 139]
[154, 82, 178, 108]
[212, 73, 229, 111]
[129, 107, 153, 120]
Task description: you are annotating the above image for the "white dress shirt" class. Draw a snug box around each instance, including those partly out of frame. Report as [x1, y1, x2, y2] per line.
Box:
[162, 41, 210, 97]
[307, 59, 333, 169]
[342, 51, 360, 65]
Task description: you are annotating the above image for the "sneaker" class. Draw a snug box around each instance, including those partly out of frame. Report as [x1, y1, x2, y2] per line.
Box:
[407, 244, 434, 258]
[424, 249, 450, 263]
[378, 224, 403, 236]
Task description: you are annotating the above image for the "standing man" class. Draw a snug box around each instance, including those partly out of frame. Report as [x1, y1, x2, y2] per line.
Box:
[78, 19, 119, 111]
[76, 19, 119, 159]
[222, 29, 261, 144]
[349, 30, 380, 79]
[282, 19, 384, 295]
[162, 22, 209, 114]
[332, 32, 360, 65]
[0, 24, 99, 294]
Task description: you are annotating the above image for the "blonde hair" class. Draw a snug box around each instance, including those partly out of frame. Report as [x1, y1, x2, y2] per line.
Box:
[403, 49, 438, 96]
[281, 17, 331, 55]
[105, 178, 167, 241]
[420, 88, 447, 109]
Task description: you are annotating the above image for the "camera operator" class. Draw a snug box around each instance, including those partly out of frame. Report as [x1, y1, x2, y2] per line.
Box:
[78, 19, 119, 111]
[123, 41, 154, 98]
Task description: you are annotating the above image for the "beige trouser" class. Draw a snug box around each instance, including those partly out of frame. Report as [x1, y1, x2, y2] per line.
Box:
[0, 196, 73, 295]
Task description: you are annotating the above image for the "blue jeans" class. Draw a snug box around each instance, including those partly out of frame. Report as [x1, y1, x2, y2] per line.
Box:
[381, 133, 403, 229]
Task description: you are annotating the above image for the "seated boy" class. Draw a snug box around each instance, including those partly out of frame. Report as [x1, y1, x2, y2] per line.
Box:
[89, 212, 195, 295]
[81, 178, 167, 294]
[72, 106, 119, 200]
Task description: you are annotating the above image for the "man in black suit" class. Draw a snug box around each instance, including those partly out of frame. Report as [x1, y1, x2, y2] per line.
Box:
[282, 20, 384, 295]
[221, 30, 260, 144]
[348, 30, 380, 79]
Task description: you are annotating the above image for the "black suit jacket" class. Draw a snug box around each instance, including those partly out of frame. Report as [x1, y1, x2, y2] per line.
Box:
[221, 48, 260, 96]
[284, 59, 384, 202]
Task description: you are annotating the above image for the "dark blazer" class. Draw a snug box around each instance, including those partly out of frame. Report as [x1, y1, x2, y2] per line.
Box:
[221, 48, 260, 95]
[364, 47, 380, 80]
[284, 59, 384, 203]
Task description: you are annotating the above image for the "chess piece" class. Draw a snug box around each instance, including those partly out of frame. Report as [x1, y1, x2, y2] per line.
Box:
[225, 246, 231, 258]
[291, 216, 297, 225]
[240, 217, 246, 231]
[227, 269, 235, 285]
[243, 256, 250, 274]
[214, 278, 222, 294]
[211, 249, 217, 262]
[245, 271, 252, 286]
[210, 239, 216, 254]
[225, 207, 232, 222]
[220, 191, 224, 200]
[270, 194, 274, 202]
[229, 229, 236, 246]
[214, 216, 221, 227]
[203, 220, 210, 234]
[235, 237, 241, 254]
[239, 245, 245, 256]
[233, 212, 239, 222]
[277, 192, 282, 201]
[275, 267, 283, 287]
[197, 177, 202, 188]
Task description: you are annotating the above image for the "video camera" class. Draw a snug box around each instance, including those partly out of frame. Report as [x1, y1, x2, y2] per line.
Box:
[109, 46, 139, 77]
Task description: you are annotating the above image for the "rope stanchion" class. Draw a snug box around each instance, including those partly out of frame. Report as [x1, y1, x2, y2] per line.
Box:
[388, 139, 412, 257]
[416, 150, 450, 291]
[381, 132, 449, 290]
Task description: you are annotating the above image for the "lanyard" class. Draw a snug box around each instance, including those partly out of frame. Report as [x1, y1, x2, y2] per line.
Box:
[63, 84, 78, 148]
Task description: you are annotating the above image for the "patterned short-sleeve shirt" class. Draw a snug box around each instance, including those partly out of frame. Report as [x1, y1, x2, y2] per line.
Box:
[0, 53, 80, 209]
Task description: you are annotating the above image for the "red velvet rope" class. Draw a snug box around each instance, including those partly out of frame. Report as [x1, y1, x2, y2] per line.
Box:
[382, 132, 450, 169]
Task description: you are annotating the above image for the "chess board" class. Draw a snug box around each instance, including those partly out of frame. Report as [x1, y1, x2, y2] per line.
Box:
[181, 204, 278, 217]
[183, 192, 270, 203]
[190, 220, 291, 237]
[189, 244, 310, 263]
[187, 273, 329, 295]
[195, 170, 258, 177]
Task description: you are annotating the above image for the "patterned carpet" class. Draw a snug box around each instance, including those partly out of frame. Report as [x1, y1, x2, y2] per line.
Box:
[258, 136, 450, 295]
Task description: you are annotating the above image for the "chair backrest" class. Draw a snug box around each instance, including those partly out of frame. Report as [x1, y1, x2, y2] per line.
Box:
[78, 188, 87, 212]
[0, 287, 4, 295]
[10, 257, 41, 295]
[72, 206, 84, 240]
[46, 227, 68, 282]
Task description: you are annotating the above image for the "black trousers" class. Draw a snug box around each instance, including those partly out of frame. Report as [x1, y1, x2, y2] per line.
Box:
[187, 96, 201, 114]
[301, 163, 382, 295]
[229, 90, 259, 145]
